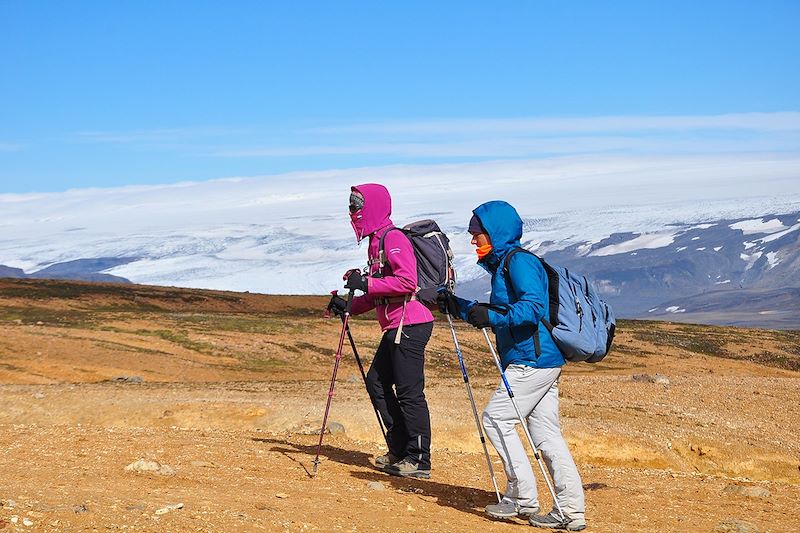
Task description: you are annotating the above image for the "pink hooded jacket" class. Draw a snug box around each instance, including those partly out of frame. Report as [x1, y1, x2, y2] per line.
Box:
[348, 183, 434, 331]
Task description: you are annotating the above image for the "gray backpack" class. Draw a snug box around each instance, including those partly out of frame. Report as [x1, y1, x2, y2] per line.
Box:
[378, 219, 455, 308]
[503, 248, 615, 363]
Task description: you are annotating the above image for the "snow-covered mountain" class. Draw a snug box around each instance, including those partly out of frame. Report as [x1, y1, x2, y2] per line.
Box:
[1, 155, 799, 326]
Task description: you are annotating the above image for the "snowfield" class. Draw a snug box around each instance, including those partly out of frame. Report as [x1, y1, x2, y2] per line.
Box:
[1, 154, 799, 294]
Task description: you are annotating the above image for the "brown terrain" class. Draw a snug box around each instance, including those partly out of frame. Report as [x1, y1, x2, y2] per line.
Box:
[1, 277, 798, 532]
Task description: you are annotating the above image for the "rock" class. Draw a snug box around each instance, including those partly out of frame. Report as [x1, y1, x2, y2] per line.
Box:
[154, 503, 184, 516]
[113, 376, 143, 384]
[275, 493, 289, 499]
[35, 321, 44, 326]
[327, 421, 346, 434]
[367, 481, 385, 491]
[72, 504, 88, 514]
[291, 420, 345, 435]
[632, 373, 669, 384]
[22, 518, 33, 527]
[722, 484, 771, 499]
[32, 392, 45, 399]
[124, 458, 175, 476]
[714, 519, 760, 533]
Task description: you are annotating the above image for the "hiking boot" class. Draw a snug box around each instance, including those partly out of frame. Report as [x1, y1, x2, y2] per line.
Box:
[383, 458, 431, 479]
[374, 453, 400, 467]
[485, 499, 540, 519]
[529, 510, 586, 531]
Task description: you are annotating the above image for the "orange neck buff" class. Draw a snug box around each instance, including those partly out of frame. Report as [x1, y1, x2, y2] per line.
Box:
[476, 244, 493, 259]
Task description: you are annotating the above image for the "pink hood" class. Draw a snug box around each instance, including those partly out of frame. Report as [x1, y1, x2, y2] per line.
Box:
[350, 183, 392, 242]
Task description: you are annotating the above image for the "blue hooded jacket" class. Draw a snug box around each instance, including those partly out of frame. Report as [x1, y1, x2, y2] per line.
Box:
[457, 201, 565, 370]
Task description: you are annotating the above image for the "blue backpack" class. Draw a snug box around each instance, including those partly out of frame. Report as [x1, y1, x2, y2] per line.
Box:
[502, 248, 616, 363]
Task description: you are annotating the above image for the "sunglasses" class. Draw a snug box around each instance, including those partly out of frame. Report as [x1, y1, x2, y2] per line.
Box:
[349, 193, 364, 213]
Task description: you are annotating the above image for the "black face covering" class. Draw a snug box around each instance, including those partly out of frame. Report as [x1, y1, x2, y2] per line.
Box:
[349, 191, 365, 213]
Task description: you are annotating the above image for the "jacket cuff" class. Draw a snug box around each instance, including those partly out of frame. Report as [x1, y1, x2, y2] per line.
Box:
[488, 309, 506, 327]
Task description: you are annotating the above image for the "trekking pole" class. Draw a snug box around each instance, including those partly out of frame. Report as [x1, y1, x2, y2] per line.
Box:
[481, 327, 566, 522]
[326, 291, 389, 447]
[344, 321, 389, 447]
[445, 312, 502, 504]
[311, 289, 355, 477]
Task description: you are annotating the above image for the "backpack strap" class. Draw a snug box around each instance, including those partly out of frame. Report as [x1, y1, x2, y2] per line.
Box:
[500, 248, 541, 357]
[375, 226, 403, 273]
[501, 247, 559, 330]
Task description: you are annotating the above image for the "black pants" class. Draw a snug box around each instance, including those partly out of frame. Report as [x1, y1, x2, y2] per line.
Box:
[365, 321, 433, 469]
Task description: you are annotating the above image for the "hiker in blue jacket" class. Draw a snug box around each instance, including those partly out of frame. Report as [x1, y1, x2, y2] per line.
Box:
[440, 200, 586, 531]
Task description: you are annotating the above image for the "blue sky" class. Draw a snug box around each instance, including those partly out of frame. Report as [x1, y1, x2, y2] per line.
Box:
[1, 1, 799, 193]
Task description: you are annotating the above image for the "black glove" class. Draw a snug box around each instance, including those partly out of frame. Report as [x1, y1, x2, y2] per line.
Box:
[344, 270, 368, 293]
[327, 294, 347, 317]
[436, 291, 459, 316]
[467, 303, 492, 329]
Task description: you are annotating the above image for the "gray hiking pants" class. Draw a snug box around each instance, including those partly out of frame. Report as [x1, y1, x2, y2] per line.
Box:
[482, 365, 585, 517]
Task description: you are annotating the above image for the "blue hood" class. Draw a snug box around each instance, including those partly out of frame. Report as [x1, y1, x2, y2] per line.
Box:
[473, 200, 523, 269]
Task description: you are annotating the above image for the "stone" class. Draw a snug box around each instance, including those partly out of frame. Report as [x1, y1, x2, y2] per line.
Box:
[327, 421, 346, 434]
[653, 374, 670, 385]
[73, 504, 88, 514]
[124, 458, 175, 476]
[32, 392, 45, 400]
[722, 484, 771, 499]
[714, 519, 759, 533]
[367, 481, 385, 491]
[113, 376, 143, 384]
[154, 503, 184, 516]
[275, 493, 289, 499]
[22, 518, 33, 527]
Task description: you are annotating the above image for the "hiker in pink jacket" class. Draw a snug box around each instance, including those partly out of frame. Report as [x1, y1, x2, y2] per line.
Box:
[328, 183, 434, 479]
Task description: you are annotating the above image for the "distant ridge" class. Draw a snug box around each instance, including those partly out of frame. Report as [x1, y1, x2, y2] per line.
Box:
[0, 257, 134, 284]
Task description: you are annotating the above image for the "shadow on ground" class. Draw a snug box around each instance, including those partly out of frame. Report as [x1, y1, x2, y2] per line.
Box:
[253, 435, 507, 521]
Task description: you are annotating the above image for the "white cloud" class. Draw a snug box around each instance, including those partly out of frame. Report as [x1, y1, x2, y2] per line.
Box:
[309, 112, 800, 135]
[68, 112, 800, 161]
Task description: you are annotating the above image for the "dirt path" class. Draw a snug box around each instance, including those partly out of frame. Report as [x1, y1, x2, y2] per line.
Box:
[1, 279, 798, 531]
